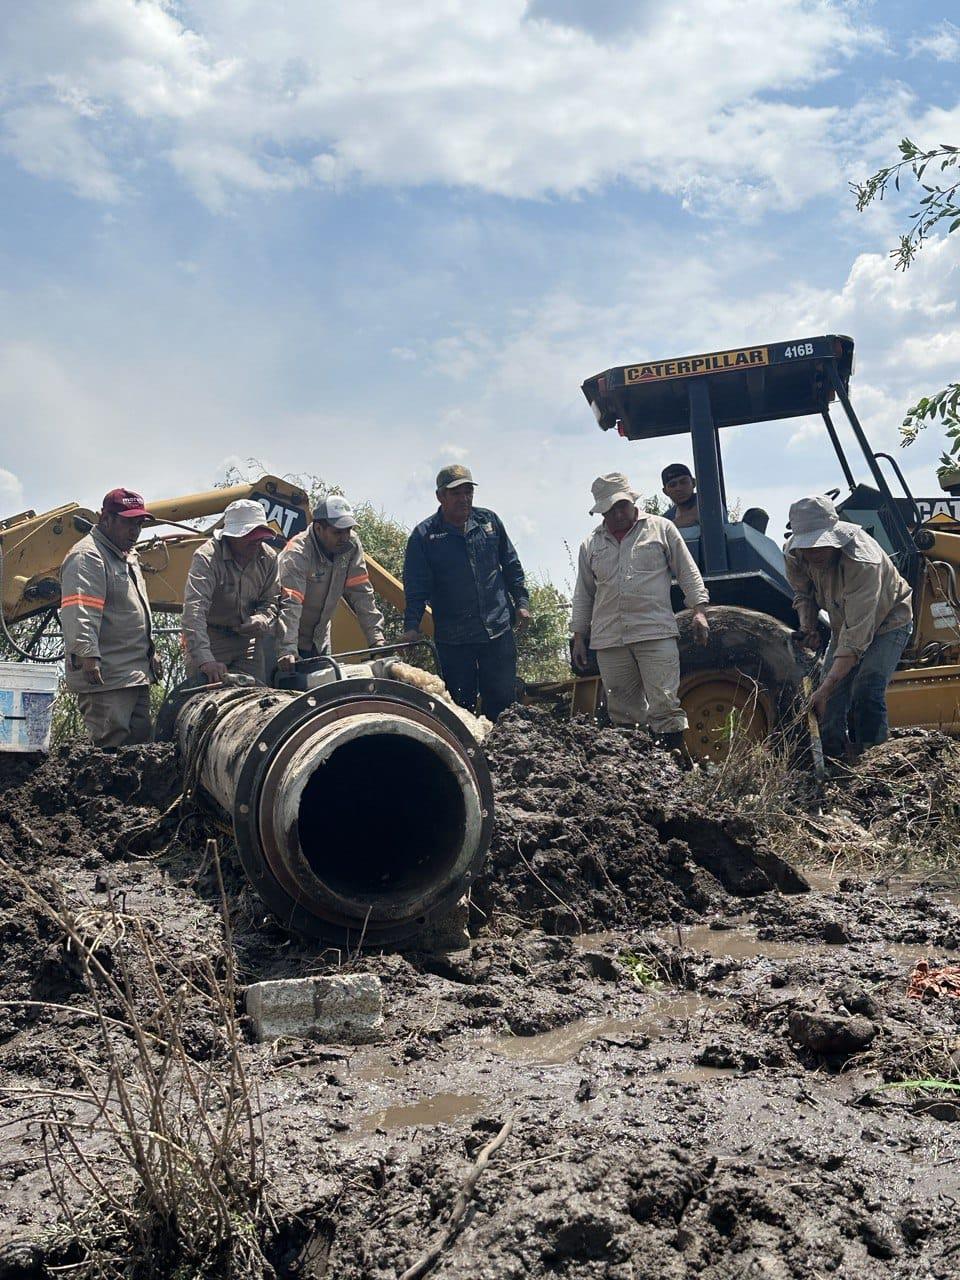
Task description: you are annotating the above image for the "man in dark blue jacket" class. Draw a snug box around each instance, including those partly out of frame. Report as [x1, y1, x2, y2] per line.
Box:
[401, 464, 531, 720]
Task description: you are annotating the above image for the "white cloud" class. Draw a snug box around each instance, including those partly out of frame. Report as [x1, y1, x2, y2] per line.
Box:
[0, 0, 882, 209]
[166, 139, 309, 211]
[909, 21, 960, 62]
[1, 103, 124, 201]
[901, 328, 960, 371]
[0, 468, 24, 511]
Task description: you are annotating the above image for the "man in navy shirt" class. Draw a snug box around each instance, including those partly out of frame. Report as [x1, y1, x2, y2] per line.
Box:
[401, 465, 531, 721]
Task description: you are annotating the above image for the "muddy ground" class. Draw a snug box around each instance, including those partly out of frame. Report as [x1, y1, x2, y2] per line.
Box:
[1, 708, 960, 1278]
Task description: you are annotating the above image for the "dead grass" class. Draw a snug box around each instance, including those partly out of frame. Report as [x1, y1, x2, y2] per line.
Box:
[830, 733, 960, 873]
[689, 696, 960, 876]
[0, 840, 274, 1280]
[854, 1028, 960, 1094]
[686, 700, 816, 870]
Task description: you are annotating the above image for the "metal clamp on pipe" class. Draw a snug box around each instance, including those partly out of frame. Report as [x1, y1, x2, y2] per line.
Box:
[173, 673, 494, 947]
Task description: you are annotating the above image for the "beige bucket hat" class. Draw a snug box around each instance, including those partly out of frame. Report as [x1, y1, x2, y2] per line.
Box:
[784, 495, 859, 552]
[589, 472, 639, 515]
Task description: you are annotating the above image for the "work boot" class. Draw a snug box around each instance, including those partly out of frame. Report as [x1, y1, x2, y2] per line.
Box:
[657, 731, 693, 770]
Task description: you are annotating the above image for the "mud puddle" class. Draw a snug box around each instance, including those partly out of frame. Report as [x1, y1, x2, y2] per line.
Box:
[665, 921, 945, 967]
[486, 993, 730, 1065]
[359, 1092, 486, 1133]
[667, 924, 809, 961]
[351, 1053, 406, 1083]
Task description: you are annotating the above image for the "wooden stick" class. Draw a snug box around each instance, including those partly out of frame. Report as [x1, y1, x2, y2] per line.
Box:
[398, 1116, 515, 1280]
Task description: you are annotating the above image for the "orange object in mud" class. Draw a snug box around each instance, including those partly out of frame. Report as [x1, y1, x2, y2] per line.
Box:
[907, 959, 960, 1001]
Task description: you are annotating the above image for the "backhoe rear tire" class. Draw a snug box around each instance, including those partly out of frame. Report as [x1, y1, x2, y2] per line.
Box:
[677, 606, 806, 763]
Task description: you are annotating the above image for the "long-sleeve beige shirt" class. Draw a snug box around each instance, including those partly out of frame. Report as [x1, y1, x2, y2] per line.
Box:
[571, 514, 709, 649]
[60, 528, 153, 692]
[784, 529, 912, 660]
[181, 537, 280, 670]
[277, 526, 385, 659]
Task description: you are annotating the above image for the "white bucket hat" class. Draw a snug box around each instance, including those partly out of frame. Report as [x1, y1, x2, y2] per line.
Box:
[784, 495, 859, 552]
[589, 472, 639, 515]
[214, 499, 274, 540]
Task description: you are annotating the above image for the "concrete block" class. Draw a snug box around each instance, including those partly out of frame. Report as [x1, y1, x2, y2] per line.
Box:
[245, 973, 383, 1043]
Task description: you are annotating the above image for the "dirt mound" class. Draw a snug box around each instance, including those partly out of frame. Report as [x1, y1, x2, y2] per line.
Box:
[832, 730, 960, 859]
[0, 742, 179, 870]
[476, 706, 804, 935]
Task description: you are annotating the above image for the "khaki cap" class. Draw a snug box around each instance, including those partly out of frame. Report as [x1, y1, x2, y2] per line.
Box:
[589, 472, 639, 515]
[436, 464, 475, 490]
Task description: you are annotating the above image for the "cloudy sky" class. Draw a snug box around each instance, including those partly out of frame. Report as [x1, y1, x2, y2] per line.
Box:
[2, 0, 959, 588]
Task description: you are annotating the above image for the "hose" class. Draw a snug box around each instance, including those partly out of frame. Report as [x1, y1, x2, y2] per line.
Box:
[0, 542, 65, 662]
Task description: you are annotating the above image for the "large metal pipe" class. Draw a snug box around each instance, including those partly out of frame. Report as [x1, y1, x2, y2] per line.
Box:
[174, 673, 494, 946]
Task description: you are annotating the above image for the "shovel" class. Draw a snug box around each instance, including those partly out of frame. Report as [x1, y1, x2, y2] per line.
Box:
[801, 673, 828, 783]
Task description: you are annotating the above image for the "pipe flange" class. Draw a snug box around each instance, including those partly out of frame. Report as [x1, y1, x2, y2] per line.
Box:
[230, 679, 494, 945]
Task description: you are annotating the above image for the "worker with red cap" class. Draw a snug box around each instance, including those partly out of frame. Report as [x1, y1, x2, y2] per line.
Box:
[60, 488, 162, 747]
[182, 499, 281, 683]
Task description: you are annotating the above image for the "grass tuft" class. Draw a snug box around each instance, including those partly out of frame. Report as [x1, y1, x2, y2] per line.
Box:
[1, 840, 274, 1280]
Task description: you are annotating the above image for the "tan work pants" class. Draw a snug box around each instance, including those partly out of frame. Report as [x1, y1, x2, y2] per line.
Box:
[595, 638, 686, 734]
[76, 687, 152, 748]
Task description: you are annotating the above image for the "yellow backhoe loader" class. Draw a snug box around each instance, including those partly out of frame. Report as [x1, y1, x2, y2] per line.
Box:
[582, 334, 960, 758]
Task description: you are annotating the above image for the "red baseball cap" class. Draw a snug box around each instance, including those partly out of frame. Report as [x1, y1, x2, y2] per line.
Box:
[101, 488, 155, 519]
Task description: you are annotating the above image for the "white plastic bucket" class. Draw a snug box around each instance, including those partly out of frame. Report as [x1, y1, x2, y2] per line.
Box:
[0, 660, 60, 753]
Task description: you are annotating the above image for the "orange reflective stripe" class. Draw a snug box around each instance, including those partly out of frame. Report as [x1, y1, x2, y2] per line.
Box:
[61, 594, 105, 609]
[282, 586, 305, 603]
[345, 573, 370, 588]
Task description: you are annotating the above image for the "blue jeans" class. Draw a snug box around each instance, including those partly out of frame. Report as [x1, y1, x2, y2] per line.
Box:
[820, 624, 911, 759]
[436, 629, 518, 721]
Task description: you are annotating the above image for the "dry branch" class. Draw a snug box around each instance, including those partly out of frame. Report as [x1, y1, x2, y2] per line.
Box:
[398, 1115, 515, 1280]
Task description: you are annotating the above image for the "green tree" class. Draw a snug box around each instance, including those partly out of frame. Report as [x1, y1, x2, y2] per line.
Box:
[854, 139, 960, 474]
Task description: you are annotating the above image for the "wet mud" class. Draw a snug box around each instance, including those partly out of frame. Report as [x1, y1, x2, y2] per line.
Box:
[0, 711, 959, 1276]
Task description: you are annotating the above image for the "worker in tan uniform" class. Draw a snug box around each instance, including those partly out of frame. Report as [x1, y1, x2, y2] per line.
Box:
[571, 473, 710, 750]
[784, 495, 913, 761]
[60, 487, 161, 748]
[276, 495, 385, 672]
[181, 499, 280, 684]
